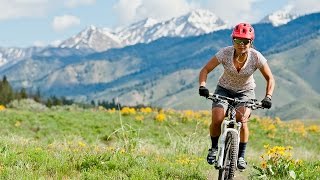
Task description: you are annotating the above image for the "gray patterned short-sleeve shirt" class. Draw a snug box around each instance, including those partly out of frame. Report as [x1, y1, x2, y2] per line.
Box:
[215, 46, 267, 92]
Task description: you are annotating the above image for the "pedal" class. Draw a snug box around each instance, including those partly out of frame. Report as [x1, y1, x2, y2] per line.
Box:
[214, 162, 219, 170]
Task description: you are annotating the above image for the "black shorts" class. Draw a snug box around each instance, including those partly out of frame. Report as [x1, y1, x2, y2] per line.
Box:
[212, 85, 256, 113]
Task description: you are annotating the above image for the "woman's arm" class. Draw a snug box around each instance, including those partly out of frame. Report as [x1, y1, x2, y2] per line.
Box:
[259, 63, 275, 98]
[199, 56, 220, 86]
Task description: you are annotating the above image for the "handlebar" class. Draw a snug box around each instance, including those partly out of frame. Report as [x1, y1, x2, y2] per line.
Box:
[207, 93, 264, 110]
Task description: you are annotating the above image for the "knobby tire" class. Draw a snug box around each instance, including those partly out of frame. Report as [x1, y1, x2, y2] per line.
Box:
[218, 131, 238, 180]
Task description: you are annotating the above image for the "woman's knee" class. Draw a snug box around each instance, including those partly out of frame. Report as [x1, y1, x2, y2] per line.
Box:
[236, 107, 251, 122]
[241, 122, 249, 129]
[211, 108, 225, 125]
[211, 119, 224, 127]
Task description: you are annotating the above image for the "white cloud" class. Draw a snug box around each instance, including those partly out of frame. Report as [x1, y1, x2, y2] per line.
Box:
[112, 0, 320, 27]
[205, 0, 260, 25]
[65, 0, 96, 8]
[112, 0, 199, 26]
[287, 0, 320, 15]
[50, 40, 63, 47]
[112, 0, 141, 26]
[0, 0, 49, 20]
[0, 0, 97, 20]
[111, 0, 276, 27]
[52, 15, 81, 32]
[135, 0, 198, 21]
[33, 40, 46, 47]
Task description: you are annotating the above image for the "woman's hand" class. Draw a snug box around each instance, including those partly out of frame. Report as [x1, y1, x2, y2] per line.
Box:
[261, 96, 272, 109]
[199, 86, 209, 97]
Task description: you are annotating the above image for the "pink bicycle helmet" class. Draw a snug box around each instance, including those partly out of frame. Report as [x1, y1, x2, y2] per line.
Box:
[231, 23, 255, 40]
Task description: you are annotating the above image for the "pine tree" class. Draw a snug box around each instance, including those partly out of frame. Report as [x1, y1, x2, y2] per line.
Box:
[46, 99, 53, 107]
[51, 96, 62, 106]
[61, 96, 73, 105]
[20, 88, 28, 99]
[91, 100, 96, 106]
[0, 76, 14, 105]
[33, 87, 41, 103]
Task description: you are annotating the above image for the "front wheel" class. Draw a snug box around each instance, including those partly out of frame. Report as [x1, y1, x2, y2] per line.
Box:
[218, 131, 238, 180]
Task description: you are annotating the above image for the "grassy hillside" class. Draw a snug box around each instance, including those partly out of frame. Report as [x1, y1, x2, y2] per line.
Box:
[269, 96, 320, 120]
[268, 35, 320, 93]
[1, 14, 319, 121]
[164, 36, 320, 120]
[91, 22, 320, 120]
[0, 101, 319, 179]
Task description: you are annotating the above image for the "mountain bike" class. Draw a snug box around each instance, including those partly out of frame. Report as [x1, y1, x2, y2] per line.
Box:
[206, 93, 264, 180]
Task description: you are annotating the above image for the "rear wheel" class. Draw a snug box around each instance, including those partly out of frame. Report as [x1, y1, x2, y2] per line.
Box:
[218, 131, 238, 180]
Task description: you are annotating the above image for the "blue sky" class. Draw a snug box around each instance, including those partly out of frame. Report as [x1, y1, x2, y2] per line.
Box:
[0, 0, 319, 48]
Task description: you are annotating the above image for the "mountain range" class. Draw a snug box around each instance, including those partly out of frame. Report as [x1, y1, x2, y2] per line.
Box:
[0, 9, 297, 66]
[259, 6, 299, 26]
[0, 10, 319, 120]
[59, 9, 228, 52]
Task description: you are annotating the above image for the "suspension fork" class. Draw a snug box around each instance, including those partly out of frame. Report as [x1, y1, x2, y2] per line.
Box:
[216, 108, 242, 168]
[230, 108, 242, 132]
[230, 108, 242, 161]
[230, 108, 242, 146]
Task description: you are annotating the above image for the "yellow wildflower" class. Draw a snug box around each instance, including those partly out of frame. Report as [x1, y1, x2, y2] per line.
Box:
[107, 108, 116, 113]
[15, 121, 21, 127]
[140, 107, 153, 113]
[120, 148, 126, 154]
[78, 141, 86, 147]
[176, 157, 192, 165]
[135, 115, 144, 122]
[155, 113, 166, 122]
[261, 161, 267, 169]
[0, 105, 5, 111]
[121, 107, 136, 115]
[307, 125, 320, 133]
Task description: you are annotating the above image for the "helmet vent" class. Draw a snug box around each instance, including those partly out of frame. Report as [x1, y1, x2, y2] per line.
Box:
[231, 23, 255, 40]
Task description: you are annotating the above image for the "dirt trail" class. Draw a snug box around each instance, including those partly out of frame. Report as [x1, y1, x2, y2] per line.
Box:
[207, 169, 249, 180]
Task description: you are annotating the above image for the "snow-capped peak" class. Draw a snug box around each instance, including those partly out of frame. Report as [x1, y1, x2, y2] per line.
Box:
[59, 25, 122, 51]
[117, 9, 227, 45]
[59, 9, 228, 51]
[260, 6, 299, 26]
[140, 18, 158, 28]
[178, 9, 227, 33]
[0, 47, 40, 69]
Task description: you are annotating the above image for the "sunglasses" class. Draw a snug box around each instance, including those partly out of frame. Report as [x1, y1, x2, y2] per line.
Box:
[233, 38, 251, 45]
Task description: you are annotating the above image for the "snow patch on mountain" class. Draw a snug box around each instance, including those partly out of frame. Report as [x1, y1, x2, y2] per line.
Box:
[116, 18, 159, 45]
[0, 47, 38, 69]
[260, 6, 299, 26]
[117, 9, 227, 45]
[59, 25, 122, 52]
[59, 9, 228, 51]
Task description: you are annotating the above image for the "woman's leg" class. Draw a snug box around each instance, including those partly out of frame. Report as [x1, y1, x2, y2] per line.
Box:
[210, 107, 225, 138]
[207, 106, 226, 165]
[236, 106, 251, 169]
[236, 106, 251, 142]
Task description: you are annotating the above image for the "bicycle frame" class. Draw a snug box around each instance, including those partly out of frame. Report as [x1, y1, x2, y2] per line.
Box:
[206, 93, 264, 179]
[216, 105, 242, 169]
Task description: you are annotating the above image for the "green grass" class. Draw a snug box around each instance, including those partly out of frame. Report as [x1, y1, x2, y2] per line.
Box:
[0, 105, 319, 179]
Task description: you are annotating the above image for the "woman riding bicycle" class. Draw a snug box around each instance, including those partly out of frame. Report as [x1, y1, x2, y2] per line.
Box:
[198, 23, 275, 170]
